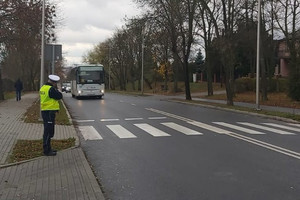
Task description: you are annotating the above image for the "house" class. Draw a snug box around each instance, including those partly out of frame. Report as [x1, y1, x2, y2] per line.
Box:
[277, 31, 300, 77]
[277, 39, 290, 77]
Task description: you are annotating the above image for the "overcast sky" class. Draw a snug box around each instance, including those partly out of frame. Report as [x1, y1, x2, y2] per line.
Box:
[57, 0, 141, 66]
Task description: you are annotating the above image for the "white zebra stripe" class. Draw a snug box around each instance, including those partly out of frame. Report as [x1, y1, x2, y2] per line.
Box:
[188, 121, 231, 134]
[161, 122, 203, 135]
[213, 122, 265, 135]
[237, 122, 295, 135]
[79, 126, 103, 140]
[262, 123, 300, 133]
[134, 123, 170, 137]
[106, 125, 137, 139]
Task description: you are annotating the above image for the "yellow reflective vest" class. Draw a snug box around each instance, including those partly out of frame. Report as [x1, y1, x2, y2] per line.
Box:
[40, 85, 60, 111]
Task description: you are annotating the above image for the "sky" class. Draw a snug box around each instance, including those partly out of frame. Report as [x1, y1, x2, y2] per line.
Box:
[57, 0, 141, 66]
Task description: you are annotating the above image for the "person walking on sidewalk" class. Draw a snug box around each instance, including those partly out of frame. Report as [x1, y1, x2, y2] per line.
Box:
[14, 78, 23, 101]
[39, 74, 63, 156]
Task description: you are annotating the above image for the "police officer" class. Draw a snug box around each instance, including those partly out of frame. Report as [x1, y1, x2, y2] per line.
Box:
[40, 74, 63, 156]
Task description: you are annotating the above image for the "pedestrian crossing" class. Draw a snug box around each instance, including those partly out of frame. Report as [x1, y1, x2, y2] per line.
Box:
[107, 125, 137, 139]
[78, 120, 300, 141]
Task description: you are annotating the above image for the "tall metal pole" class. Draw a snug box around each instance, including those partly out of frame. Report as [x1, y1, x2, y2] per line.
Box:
[256, 0, 261, 110]
[109, 44, 111, 90]
[40, 0, 45, 88]
[141, 35, 144, 95]
[52, 44, 55, 74]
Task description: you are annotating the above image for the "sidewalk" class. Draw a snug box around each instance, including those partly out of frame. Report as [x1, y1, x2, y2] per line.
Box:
[0, 93, 105, 200]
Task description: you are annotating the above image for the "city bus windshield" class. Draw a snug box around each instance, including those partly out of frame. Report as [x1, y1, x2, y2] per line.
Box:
[78, 71, 104, 84]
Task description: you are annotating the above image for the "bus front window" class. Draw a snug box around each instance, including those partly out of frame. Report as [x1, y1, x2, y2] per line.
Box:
[78, 71, 102, 84]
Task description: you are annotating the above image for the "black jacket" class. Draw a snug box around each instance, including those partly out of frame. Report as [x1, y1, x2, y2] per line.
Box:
[14, 79, 23, 91]
[45, 82, 63, 100]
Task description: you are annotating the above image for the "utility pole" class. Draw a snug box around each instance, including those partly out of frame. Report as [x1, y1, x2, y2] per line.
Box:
[256, 0, 261, 110]
[40, 0, 45, 88]
[141, 35, 144, 95]
[109, 44, 111, 90]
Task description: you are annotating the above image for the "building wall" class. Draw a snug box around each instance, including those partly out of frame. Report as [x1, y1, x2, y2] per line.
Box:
[278, 40, 290, 77]
[280, 59, 289, 77]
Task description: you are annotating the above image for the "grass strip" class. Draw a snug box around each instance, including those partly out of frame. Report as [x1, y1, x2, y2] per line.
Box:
[23, 99, 71, 125]
[8, 138, 76, 163]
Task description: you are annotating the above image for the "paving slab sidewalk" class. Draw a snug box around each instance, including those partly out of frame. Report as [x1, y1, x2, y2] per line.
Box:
[0, 93, 104, 200]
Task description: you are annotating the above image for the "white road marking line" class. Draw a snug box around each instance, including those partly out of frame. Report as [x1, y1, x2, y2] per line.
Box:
[288, 123, 300, 128]
[238, 122, 295, 135]
[74, 120, 95, 123]
[146, 108, 191, 121]
[131, 104, 136, 106]
[106, 125, 137, 139]
[100, 119, 120, 122]
[188, 121, 231, 134]
[161, 122, 203, 135]
[79, 126, 103, 141]
[125, 118, 143, 121]
[148, 117, 167, 120]
[225, 132, 300, 160]
[145, 108, 300, 159]
[213, 122, 265, 135]
[262, 123, 300, 132]
[134, 123, 170, 137]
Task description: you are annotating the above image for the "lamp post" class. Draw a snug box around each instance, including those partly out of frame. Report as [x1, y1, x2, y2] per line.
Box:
[40, 0, 45, 88]
[256, 0, 261, 110]
[109, 44, 111, 90]
[141, 34, 144, 95]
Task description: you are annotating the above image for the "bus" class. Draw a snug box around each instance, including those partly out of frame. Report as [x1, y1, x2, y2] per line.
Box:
[70, 64, 105, 99]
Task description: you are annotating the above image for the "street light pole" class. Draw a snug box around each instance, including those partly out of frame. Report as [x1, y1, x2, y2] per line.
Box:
[40, 0, 45, 88]
[109, 44, 111, 90]
[256, 0, 261, 110]
[141, 35, 144, 95]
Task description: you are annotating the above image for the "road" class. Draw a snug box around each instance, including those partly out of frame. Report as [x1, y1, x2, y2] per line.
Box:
[63, 92, 300, 200]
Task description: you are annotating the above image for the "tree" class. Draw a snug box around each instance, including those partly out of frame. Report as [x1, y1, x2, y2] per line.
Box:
[0, 0, 58, 94]
[194, 50, 205, 73]
[136, 0, 199, 100]
[200, 0, 243, 105]
[273, 0, 300, 100]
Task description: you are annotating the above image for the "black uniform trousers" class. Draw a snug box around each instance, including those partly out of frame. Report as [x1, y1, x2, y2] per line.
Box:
[42, 110, 56, 154]
[16, 90, 21, 101]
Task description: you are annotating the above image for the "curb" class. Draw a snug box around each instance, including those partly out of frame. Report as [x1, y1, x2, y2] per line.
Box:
[169, 99, 300, 124]
[0, 145, 80, 169]
[0, 96, 81, 169]
[62, 98, 73, 125]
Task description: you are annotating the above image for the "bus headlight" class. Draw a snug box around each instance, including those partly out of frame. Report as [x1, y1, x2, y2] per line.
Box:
[78, 90, 82, 94]
[101, 90, 104, 93]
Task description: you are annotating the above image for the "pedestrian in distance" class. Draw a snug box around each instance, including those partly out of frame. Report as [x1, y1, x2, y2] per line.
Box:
[39, 74, 63, 156]
[14, 78, 23, 101]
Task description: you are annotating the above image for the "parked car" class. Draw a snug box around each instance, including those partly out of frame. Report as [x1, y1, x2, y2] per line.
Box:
[62, 82, 71, 93]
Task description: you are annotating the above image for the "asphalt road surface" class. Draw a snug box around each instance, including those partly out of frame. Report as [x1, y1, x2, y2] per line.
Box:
[63, 92, 300, 200]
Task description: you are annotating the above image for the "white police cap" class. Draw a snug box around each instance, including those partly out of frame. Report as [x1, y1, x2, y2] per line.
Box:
[48, 74, 60, 82]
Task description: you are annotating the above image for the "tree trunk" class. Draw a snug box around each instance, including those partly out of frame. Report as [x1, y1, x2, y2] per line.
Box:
[206, 56, 213, 96]
[184, 60, 192, 100]
[224, 63, 234, 106]
[144, 78, 153, 90]
[172, 54, 179, 93]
